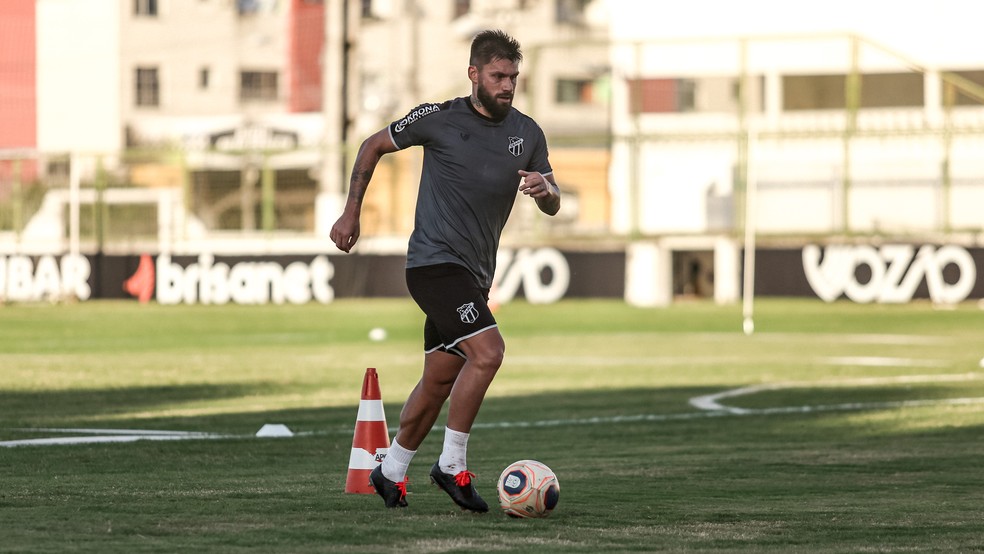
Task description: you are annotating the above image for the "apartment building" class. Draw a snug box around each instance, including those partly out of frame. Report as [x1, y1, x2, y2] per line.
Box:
[607, 0, 984, 237]
[11, 0, 979, 247]
[1, 0, 613, 241]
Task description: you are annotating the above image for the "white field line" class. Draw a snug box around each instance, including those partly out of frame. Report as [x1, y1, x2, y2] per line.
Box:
[752, 333, 949, 346]
[689, 372, 984, 413]
[819, 357, 947, 368]
[6, 373, 983, 447]
[509, 355, 949, 367]
[0, 427, 229, 447]
[0, 435, 228, 447]
[10, 427, 216, 436]
[556, 333, 951, 346]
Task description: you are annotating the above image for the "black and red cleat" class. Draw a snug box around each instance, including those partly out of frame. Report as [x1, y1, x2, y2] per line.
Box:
[369, 465, 409, 508]
[429, 463, 489, 513]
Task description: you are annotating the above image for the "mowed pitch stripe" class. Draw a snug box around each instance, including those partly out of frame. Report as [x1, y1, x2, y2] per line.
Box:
[6, 373, 984, 447]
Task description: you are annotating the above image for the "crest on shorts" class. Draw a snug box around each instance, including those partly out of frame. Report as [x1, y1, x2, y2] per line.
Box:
[508, 136, 524, 157]
[457, 302, 479, 324]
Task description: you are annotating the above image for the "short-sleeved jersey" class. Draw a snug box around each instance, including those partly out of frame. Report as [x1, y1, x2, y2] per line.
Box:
[387, 96, 553, 289]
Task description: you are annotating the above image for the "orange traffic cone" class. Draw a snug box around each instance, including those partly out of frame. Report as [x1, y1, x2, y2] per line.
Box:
[345, 367, 391, 494]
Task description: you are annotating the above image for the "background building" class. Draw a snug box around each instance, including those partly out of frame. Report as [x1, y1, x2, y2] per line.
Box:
[608, 0, 984, 237]
[1, 0, 612, 249]
[1, 0, 983, 304]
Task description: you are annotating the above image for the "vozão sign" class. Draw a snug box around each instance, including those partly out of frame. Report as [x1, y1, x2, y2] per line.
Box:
[803, 244, 976, 304]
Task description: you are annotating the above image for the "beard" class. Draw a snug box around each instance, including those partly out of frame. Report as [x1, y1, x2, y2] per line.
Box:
[476, 83, 512, 121]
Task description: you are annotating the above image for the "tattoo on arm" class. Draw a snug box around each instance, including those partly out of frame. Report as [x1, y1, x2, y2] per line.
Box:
[348, 168, 374, 204]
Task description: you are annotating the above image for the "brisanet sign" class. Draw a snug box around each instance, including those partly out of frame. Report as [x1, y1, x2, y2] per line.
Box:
[153, 254, 335, 305]
[0, 248, 617, 305]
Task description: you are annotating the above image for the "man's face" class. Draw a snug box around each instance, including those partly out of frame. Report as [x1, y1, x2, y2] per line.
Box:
[472, 57, 519, 121]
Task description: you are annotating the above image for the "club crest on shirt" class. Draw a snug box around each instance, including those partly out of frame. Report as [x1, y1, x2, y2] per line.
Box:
[508, 136, 524, 157]
[457, 302, 479, 324]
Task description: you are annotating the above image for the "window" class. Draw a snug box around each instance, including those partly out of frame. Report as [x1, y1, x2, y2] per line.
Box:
[240, 71, 278, 102]
[238, 0, 258, 13]
[135, 67, 160, 107]
[783, 75, 844, 110]
[556, 78, 594, 104]
[556, 0, 589, 24]
[628, 78, 695, 113]
[134, 0, 158, 16]
[948, 70, 984, 106]
[199, 67, 210, 90]
[860, 73, 923, 108]
[784, 73, 923, 110]
[453, 0, 470, 19]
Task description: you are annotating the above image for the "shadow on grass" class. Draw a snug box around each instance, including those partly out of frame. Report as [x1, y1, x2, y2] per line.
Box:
[0, 383, 265, 430]
[4, 379, 984, 445]
[3, 383, 984, 553]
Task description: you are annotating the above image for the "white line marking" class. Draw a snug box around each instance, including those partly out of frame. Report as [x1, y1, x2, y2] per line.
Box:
[509, 354, 949, 368]
[508, 355, 736, 367]
[689, 385, 766, 414]
[689, 372, 984, 414]
[1, 428, 227, 447]
[0, 435, 227, 447]
[753, 333, 949, 346]
[819, 357, 947, 368]
[11, 428, 215, 436]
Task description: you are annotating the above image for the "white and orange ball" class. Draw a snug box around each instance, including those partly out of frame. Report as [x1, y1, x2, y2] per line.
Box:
[496, 459, 560, 518]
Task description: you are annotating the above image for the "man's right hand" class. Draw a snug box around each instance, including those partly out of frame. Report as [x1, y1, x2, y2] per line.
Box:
[329, 211, 360, 253]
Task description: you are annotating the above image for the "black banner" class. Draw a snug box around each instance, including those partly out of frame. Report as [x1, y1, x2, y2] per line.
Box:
[3, 244, 980, 304]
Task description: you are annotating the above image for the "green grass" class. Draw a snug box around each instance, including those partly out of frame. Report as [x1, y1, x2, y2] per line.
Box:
[2, 298, 983, 552]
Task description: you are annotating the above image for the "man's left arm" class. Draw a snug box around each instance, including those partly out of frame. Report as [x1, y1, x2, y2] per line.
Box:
[518, 170, 560, 216]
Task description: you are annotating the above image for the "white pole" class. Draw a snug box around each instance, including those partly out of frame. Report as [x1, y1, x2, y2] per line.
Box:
[69, 151, 81, 261]
[741, 128, 757, 335]
[316, 0, 347, 237]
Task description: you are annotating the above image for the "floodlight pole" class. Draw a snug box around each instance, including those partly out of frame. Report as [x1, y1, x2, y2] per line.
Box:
[741, 126, 757, 336]
[739, 39, 756, 336]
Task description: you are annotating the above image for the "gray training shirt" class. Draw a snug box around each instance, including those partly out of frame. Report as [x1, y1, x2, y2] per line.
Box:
[387, 96, 553, 289]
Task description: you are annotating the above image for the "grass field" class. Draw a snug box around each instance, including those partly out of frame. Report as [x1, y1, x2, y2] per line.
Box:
[2, 298, 983, 553]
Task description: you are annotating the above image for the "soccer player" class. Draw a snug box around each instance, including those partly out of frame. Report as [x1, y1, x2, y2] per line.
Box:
[329, 29, 560, 511]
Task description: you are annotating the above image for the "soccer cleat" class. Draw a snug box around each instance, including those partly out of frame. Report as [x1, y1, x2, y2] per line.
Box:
[369, 465, 409, 508]
[429, 463, 489, 513]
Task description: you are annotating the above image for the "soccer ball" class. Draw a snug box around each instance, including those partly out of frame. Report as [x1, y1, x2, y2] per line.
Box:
[496, 460, 560, 518]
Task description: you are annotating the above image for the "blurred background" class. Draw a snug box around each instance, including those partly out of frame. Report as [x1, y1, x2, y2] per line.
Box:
[1, 0, 983, 306]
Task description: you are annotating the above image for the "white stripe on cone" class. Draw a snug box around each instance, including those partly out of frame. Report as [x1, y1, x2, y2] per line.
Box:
[356, 399, 386, 422]
[348, 447, 389, 470]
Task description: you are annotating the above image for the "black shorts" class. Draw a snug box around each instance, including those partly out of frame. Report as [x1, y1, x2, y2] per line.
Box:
[405, 263, 497, 358]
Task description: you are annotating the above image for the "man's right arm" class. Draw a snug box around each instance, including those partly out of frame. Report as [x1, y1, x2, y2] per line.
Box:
[329, 128, 399, 253]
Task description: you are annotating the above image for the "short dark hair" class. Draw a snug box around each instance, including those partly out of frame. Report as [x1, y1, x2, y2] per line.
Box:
[469, 29, 523, 68]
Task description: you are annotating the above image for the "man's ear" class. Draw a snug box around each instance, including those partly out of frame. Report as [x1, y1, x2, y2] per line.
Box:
[467, 65, 479, 84]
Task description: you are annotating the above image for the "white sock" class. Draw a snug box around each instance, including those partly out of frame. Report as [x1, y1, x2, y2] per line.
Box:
[381, 439, 415, 482]
[438, 427, 470, 475]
